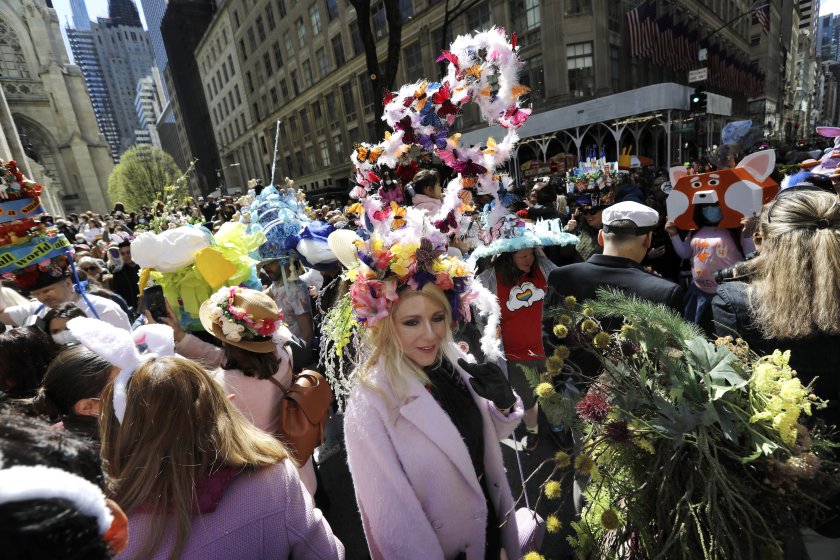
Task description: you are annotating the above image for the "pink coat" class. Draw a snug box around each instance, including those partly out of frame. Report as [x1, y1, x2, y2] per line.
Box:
[412, 193, 442, 215]
[344, 347, 524, 560]
[117, 460, 344, 559]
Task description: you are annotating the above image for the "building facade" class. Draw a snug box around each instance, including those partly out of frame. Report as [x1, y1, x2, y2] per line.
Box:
[0, 0, 113, 214]
[191, 0, 796, 197]
[134, 72, 165, 147]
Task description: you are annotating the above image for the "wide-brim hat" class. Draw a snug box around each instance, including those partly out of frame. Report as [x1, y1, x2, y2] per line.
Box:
[198, 288, 280, 353]
[470, 218, 578, 260]
[327, 229, 362, 269]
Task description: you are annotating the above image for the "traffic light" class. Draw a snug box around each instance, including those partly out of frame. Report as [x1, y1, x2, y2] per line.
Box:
[690, 88, 707, 113]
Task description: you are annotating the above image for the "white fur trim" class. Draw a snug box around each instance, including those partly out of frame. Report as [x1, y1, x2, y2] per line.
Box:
[0, 466, 112, 534]
[468, 278, 503, 361]
[133, 324, 175, 357]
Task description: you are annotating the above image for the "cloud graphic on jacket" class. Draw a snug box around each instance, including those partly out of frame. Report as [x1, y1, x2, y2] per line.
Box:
[506, 282, 545, 311]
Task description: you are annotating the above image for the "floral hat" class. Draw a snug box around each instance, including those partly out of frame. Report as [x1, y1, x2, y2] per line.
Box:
[2, 253, 71, 291]
[470, 213, 578, 260]
[199, 286, 285, 353]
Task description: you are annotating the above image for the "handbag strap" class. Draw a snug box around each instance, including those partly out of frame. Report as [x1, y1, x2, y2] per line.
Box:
[266, 376, 289, 394]
[513, 433, 533, 513]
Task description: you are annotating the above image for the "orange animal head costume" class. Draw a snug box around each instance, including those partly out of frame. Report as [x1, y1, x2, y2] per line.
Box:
[666, 150, 779, 230]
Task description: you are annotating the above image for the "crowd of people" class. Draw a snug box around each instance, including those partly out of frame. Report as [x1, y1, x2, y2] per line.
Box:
[1, 27, 839, 560]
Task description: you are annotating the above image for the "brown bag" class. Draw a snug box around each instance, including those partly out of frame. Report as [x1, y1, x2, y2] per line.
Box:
[268, 370, 332, 465]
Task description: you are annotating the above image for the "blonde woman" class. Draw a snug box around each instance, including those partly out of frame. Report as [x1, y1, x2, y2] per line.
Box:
[344, 281, 524, 560]
[100, 355, 343, 560]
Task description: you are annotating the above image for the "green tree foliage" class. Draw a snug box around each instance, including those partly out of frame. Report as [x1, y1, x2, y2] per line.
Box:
[107, 145, 183, 210]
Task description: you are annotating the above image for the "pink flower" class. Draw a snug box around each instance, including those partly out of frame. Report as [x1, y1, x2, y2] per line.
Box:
[257, 321, 276, 336]
[434, 273, 454, 291]
[576, 390, 612, 424]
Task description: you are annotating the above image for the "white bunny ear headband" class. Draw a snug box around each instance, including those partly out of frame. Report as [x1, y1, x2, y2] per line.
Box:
[67, 318, 175, 423]
[0, 465, 112, 534]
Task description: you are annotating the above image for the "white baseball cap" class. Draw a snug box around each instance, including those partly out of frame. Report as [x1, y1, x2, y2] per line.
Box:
[602, 201, 659, 234]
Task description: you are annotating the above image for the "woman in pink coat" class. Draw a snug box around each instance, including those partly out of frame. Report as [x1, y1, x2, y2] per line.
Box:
[343, 279, 523, 559]
[410, 168, 444, 216]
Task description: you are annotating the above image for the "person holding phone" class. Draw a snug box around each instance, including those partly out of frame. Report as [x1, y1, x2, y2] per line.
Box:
[108, 240, 140, 309]
[565, 198, 608, 261]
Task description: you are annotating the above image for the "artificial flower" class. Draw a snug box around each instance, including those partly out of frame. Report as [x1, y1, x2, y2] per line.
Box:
[553, 324, 569, 339]
[523, 553, 544, 560]
[543, 480, 562, 499]
[535, 382, 555, 398]
[575, 454, 596, 476]
[558, 314, 572, 325]
[581, 319, 599, 334]
[600, 508, 620, 531]
[554, 451, 571, 468]
[554, 345, 571, 361]
[546, 515, 562, 534]
[593, 331, 612, 349]
[576, 390, 611, 423]
[564, 296, 577, 308]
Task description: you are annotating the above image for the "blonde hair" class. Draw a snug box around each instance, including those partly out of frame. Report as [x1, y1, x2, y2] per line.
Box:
[359, 283, 456, 405]
[99, 355, 289, 560]
[750, 190, 840, 339]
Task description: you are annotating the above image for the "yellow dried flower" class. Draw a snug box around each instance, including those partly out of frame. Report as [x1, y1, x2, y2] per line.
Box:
[581, 319, 599, 334]
[554, 451, 571, 468]
[546, 356, 564, 373]
[564, 295, 577, 308]
[553, 324, 569, 339]
[546, 514, 562, 533]
[539, 372, 553, 384]
[582, 306, 594, 316]
[600, 508, 620, 531]
[523, 553, 545, 560]
[536, 382, 556, 398]
[620, 323, 635, 336]
[593, 331, 611, 349]
[544, 480, 562, 499]
[553, 345, 571, 361]
[558, 314, 572, 325]
[575, 454, 595, 475]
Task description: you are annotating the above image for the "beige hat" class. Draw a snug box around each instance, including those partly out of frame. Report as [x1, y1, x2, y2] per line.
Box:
[327, 229, 362, 269]
[199, 287, 281, 353]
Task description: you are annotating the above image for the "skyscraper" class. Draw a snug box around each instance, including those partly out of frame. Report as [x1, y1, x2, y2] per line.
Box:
[108, 0, 143, 28]
[138, 0, 169, 80]
[70, 0, 91, 30]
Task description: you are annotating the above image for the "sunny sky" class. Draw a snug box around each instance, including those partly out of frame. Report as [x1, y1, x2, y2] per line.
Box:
[822, 0, 840, 17]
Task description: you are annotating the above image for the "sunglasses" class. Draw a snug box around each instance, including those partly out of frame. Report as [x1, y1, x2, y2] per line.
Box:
[80, 266, 99, 273]
[580, 207, 602, 216]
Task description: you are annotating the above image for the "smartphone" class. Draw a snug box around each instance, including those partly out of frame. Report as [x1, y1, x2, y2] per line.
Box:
[143, 285, 168, 322]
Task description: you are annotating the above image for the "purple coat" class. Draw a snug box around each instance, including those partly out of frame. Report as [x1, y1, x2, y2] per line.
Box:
[344, 347, 524, 560]
[117, 460, 344, 559]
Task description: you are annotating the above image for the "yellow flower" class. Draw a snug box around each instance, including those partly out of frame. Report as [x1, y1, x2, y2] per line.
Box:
[600, 508, 620, 531]
[546, 514, 562, 534]
[546, 356, 564, 373]
[771, 349, 791, 367]
[558, 314, 572, 325]
[581, 319, 599, 334]
[593, 331, 611, 349]
[582, 306, 594, 317]
[523, 553, 545, 560]
[536, 382, 556, 398]
[554, 451, 571, 468]
[575, 454, 595, 475]
[544, 480, 562, 499]
[620, 323, 635, 336]
[554, 345, 571, 361]
[564, 295, 577, 308]
[553, 324, 569, 339]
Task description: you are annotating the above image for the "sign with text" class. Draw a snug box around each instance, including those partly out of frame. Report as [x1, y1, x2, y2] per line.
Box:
[0, 234, 70, 274]
[0, 197, 44, 224]
[689, 68, 708, 83]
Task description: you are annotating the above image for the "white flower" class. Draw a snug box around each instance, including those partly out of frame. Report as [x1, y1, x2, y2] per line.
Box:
[207, 307, 224, 322]
[220, 319, 245, 342]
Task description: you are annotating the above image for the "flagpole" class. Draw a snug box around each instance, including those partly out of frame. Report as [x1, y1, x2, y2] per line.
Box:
[270, 119, 282, 187]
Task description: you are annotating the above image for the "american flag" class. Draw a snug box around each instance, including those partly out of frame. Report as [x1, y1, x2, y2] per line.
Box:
[756, 3, 770, 35]
[625, 1, 650, 58]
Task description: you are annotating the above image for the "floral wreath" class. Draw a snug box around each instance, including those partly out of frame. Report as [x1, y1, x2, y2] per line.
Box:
[207, 287, 284, 343]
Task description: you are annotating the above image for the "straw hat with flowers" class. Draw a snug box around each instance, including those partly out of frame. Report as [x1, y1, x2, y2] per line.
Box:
[199, 286, 284, 353]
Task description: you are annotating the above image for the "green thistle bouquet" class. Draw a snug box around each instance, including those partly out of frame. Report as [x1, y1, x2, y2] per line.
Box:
[525, 288, 839, 560]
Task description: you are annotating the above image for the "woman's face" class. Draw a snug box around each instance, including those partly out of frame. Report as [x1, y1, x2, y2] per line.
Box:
[48, 317, 69, 334]
[513, 248, 535, 273]
[393, 292, 448, 367]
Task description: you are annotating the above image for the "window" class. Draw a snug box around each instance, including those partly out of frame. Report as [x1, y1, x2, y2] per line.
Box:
[331, 34, 346, 67]
[312, 101, 322, 123]
[607, 0, 621, 33]
[302, 60, 314, 87]
[334, 133, 344, 156]
[566, 42, 593, 97]
[239, 38, 248, 60]
[280, 78, 289, 101]
[290, 69, 300, 95]
[359, 75, 374, 109]
[325, 92, 338, 123]
[264, 52, 273, 75]
[610, 44, 620, 91]
[403, 42, 423, 81]
[233, 10, 240, 27]
[308, 152, 318, 172]
[316, 47, 329, 77]
[432, 26, 454, 53]
[286, 155, 294, 176]
[300, 109, 310, 134]
[273, 41, 283, 68]
[297, 18, 306, 46]
[228, 54, 235, 75]
[512, 0, 541, 37]
[295, 151, 305, 174]
[467, 2, 491, 31]
[289, 115, 297, 134]
[400, 0, 415, 21]
[246, 71, 254, 92]
[249, 32, 257, 53]
[341, 82, 356, 119]
[260, 135, 268, 154]
[256, 16, 266, 41]
[234, 84, 241, 104]
[564, 0, 590, 16]
[285, 33, 295, 57]
[310, 5, 322, 35]
[372, 4, 388, 39]
[750, 34, 761, 46]
[266, 4, 276, 30]
[278, 0, 287, 17]
[270, 86, 279, 106]
[350, 20, 364, 55]
[222, 61, 229, 81]
[520, 54, 544, 99]
[319, 140, 331, 165]
[253, 102, 261, 122]
[326, 0, 339, 21]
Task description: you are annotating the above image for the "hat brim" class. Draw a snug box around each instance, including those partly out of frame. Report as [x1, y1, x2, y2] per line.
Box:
[198, 299, 278, 353]
[327, 230, 362, 269]
[470, 231, 579, 260]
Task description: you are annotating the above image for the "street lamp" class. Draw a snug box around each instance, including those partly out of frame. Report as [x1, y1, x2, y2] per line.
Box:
[215, 162, 241, 196]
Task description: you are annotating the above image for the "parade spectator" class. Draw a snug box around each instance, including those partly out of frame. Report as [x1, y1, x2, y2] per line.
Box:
[99, 354, 343, 559]
[411, 169, 443, 215]
[108, 240, 140, 310]
[262, 260, 314, 342]
[42, 302, 86, 345]
[0, 327, 59, 400]
[565, 203, 606, 261]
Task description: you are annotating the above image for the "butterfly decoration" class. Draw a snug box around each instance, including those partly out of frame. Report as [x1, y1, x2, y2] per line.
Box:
[483, 136, 498, 155]
[418, 130, 448, 151]
[453, 157, 487, 177]
[464, 65, 483, 81]
[437, 100, 459, 120]
[478, 219, 504, 244]
[497, 183, 519, 207]
[414, 238, 444, 275]
[382, 90, 396, 106]
[434, 211, 458, 234]
[436, 50, 460, 67]
[346, 202, 364, 215]
[394, 116, 417, 145]
[389, 202, 406, 230]
[355, 144, 385, 165]
[459, 177, 478, 188]
[431, 82, 451, 104]
[372, 204, 392, 223]
[500, 105, 531, 129]
[437, 148, 457, 167]
[512, 32, 517, 49]
[510, 84, 530, 98]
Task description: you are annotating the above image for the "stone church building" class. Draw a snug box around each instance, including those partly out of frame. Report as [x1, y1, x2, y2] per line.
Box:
[0, 0, 113, 215]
